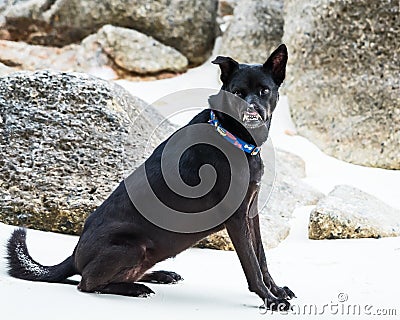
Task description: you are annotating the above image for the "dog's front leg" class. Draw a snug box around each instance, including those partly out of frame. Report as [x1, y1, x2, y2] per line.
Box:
[225, 211, 291, 311]
[249, 211, 296, 300]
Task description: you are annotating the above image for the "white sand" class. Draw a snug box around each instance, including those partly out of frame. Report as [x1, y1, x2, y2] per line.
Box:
[1, 60, 399, 319]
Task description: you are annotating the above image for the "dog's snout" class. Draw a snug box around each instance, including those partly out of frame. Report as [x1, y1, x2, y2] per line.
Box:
[246, 104, 257, 113]
[245, 95, 256, 105]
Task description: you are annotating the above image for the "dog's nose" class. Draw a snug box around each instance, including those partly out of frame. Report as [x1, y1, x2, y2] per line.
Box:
[248, 103, 256, 111]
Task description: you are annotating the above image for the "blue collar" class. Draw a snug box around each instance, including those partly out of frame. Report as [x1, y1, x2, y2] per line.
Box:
[208, 110, 261, 156]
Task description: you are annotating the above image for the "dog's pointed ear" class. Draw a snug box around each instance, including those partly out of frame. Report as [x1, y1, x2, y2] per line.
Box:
[263, 44, 288, 86]
[212, 56, 239, 83]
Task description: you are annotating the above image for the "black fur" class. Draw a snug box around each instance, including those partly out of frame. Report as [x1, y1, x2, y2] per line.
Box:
[6, 228, 76, 284]
[6, 44, 295, 310]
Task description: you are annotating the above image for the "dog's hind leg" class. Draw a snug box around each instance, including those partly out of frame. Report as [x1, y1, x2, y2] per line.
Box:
[77, 244, 154, 297]
[138, 270, 183, 284]
[91, 282, 154, 297]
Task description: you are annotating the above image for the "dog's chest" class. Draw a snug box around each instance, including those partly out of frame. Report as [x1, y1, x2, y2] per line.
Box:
[248, 155, 263, 185]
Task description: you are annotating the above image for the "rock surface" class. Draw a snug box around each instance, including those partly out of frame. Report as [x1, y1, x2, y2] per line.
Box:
[96, 25, 188, 74]
[196, 229, 234, 251]
[0, 39, 88, 72]
[258, 149, 323, 249]
[309, 185, 400, 240]
[0, 38, 118, 79]
[0, 0, 218, 64]
[218, 0, 237, 17]
[0, 25, 187, 78]
[74, 34, 117, 79]
[197, 149, 323, 250]
[219, 0, 284, 63]
[0, 0, 73, 45]
[0, 70, 175, 234]
[283, 0, 400, 169]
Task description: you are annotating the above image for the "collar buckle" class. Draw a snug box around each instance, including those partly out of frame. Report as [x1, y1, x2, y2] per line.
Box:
[251, 147, 261, 155]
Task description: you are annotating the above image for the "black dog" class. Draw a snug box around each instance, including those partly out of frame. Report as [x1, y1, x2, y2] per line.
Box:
[6, 44, 295, 310]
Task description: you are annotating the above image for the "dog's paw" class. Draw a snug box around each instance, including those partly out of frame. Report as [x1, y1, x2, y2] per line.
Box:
[138, 289, 154, 298]
[136, 284, 155, 297]
[282, 286, 296, 299]
[271, 285, 296, 300]
[161, 271, 183, 283]
[144, 270, 183, 284]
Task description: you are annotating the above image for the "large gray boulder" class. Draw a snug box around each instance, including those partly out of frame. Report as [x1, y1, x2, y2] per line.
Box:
[0, 0, 218, 65]
[283, 0, 400, 169]
[258, 149, 323, 249]
[0, 38, 118, 79]
[96, 25, 188, 74]
[0, 70, 175, 234]
[0, 39, 85, 71]
[309, 185, 400, 240]
[197, 149, 323, 250]
[0, 24, 188, 77]
[0, 0, 59, 42]
[218, 0, 284, 63]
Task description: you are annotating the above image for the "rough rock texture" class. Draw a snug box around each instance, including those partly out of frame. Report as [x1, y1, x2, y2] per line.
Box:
[0, 26, 186, 78]
[196, 229, 234, 251]
[0, 38, 119, 79]
[283, 0, 400, 169]
[96, 25, 188, 74]
[197, 149, 323, 250]
[0, 0, 48, 25]
[0, 0, 218, 64]
[74, 34, 117, 79]
[258, 149, 323, 249]
[0, 70, 175, 234]
[218, 0, 237, 17]
[0, 0, 71, 45]
[219, 0, 284, 63]
[309, 185, 400, 240]
[0, 39, 86, 71]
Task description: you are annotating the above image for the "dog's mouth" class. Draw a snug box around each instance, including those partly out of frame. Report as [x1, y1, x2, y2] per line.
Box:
[241, 110, 264, 129]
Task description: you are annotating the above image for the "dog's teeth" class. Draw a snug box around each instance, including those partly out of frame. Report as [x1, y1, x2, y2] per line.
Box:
[243, 111, 263, 122]
[243, 112, 263, 122]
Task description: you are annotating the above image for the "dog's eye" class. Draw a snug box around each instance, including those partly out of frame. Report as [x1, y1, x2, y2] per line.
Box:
[260, 88, 270, 96]
[233, 90, 243, 97]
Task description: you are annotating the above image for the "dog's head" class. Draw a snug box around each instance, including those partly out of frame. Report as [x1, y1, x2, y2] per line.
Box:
[209, 44, 288, 144]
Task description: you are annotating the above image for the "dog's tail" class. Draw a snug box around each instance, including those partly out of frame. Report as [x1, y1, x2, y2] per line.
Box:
[6, 228, 77, 284]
